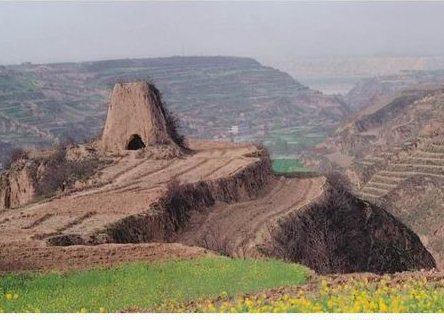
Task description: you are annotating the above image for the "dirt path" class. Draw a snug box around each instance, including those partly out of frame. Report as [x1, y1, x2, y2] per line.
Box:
[175, 176, 326, 258]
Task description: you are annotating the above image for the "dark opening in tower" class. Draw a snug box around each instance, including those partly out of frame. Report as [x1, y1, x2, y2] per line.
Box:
[127, 134, 146, 150]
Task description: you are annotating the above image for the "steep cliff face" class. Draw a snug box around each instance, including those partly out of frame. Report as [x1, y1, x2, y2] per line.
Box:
[0, 145, 104, 211]
[0, 160, 39, 210]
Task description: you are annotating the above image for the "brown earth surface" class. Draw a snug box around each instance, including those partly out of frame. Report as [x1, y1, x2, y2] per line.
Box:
[304, 81, 444, 272]
[0, 140, 257, 245]
[0, 243, 211, 274]
[0, 139, 324, 272]
[175, 176, 325, 258]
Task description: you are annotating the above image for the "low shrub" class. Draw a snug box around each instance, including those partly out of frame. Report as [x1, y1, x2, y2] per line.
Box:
[148, 82, 188, 150]
[2, 148, 27, 170]
[35, 146, 103, 198]
[267, 172, 435, 274]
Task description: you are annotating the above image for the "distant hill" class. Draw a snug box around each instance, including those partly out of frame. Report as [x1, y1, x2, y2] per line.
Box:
[304, 76, 444, 268]
[345, 69, 444, 111]
[0, 56, 348, 157]
[270, 55, 444, 95]
[281, 55, 444, 81]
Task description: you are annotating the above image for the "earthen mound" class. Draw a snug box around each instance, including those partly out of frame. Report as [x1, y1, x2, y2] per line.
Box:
[101, 81, 186, 155]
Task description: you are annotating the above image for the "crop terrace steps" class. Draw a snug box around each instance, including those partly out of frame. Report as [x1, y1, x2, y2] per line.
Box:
[358, 160, 376, 166]
[360, 186, 390, 197]
[389, 164, 444, 174]
[363, 157, 386, 164]
[371, 175, 404, 184]
[413, 151, 444, 158]
[403, 157, 444, 166]
[384, 171, 444, 178]
[359, 170, 444, 200]
[423, 144, 444, 153]
[379, 152, 396, 157]
[376, 170, 416, 178]
[365, 181, 398, 189]
[356, 191, 380, 201]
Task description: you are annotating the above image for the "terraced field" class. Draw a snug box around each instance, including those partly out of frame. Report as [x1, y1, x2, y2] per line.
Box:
[355, 137, 444, 201]
[175, 176, 325, 258]
[0, 56, 346, 158]
[0, 140, 324, 272]
[272, 159, 315, 173]
[0, 141, 257, 244]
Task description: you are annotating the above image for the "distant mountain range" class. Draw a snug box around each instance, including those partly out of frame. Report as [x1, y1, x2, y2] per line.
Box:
[304, 70, 444, 267]
[0, 56, 348, 159]
[268, 55, 444, 95]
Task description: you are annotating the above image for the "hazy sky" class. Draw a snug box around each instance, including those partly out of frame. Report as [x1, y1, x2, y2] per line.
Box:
[1, 1, 444, 65]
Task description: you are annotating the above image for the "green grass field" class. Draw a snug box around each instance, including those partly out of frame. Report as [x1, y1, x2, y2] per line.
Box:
[264, 126, 329, 156]
[0, 257, 309, 313]
[272, 159, 315, 173]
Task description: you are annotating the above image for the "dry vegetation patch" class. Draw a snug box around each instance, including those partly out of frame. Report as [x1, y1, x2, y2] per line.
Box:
[266, 173, 435, 274]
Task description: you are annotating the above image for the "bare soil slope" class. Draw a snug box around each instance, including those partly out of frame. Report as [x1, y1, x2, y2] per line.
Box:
[380, 176, 444, 268]
[306, 80, 444, 271]
[0, 243, 210, 274]
[0, 141, 258, 245]
[175, 176, 326, 258]
[266, 176, 436, 274]
[0, 140, 324, 271]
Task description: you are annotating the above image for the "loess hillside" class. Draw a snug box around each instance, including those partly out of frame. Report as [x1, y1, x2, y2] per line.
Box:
[306, 75, 444, 268]
[0, 56, 347, 160]
[0, 80, 434, 275]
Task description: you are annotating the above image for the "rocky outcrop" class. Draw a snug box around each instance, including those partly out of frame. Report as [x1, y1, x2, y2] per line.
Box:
[0, 145, 104, 211]
[0, 160, 39, 210]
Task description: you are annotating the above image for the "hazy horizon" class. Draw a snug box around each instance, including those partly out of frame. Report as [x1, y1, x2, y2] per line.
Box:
[2, 1, 444, 66]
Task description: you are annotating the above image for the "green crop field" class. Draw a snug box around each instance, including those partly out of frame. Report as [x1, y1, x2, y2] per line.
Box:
[171, 276, 444, 313]
[272, 159, 315, 173]
[0, 257, 308, 313]
[263, 126, 329, 156]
